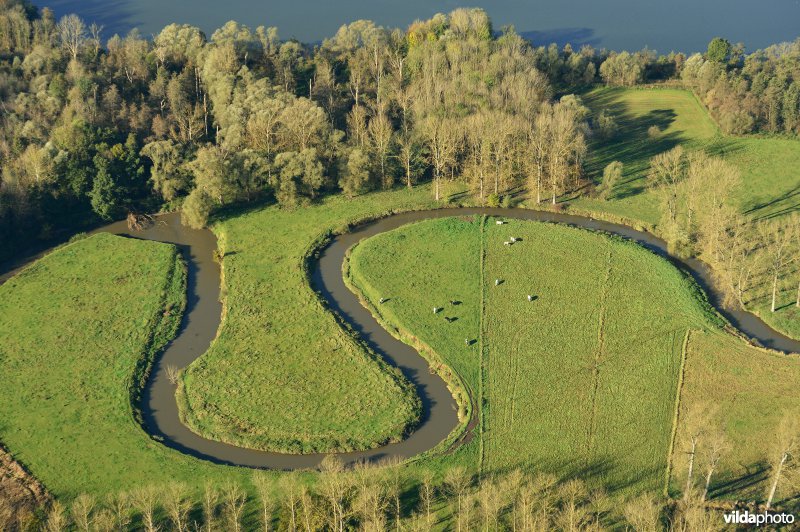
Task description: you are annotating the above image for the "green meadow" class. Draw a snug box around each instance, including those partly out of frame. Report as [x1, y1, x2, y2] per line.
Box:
[348, 217, 796, 495]
[0, 234, 252, 497]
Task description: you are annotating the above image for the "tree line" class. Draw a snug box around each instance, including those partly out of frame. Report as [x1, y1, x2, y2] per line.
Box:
[1, 1, 798, 262]
[603, 142, 800, 314]
[4, 417, 799, 532]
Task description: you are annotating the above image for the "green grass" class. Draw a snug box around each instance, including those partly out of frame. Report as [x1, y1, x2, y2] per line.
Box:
[348, 216, 731, 494]
[0, 234, 253, 498]
[576, 86, 800, 340]
[573, 87, 719, 226]
[178, 188, 447, 454]
[671, 331, 800, 503]
[576, 87, 800, 227]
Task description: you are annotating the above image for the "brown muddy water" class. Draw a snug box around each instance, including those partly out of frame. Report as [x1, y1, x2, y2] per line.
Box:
[2, 208, 799, 469]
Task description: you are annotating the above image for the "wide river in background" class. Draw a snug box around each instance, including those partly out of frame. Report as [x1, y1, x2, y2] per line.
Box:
[42, 0, 800, 54]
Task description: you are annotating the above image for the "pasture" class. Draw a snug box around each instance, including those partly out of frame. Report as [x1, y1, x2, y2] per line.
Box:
[177, 187, 442, 453]
[0, 234, 250, 497]
[576, 86, 800, 339]
[576, 87, 800, 226]
[349, 216, 800, 497]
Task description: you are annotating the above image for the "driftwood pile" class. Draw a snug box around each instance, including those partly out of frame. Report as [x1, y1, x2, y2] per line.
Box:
[126, 212, 155, 231]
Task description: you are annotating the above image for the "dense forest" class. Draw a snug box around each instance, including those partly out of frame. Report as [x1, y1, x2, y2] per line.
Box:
[0, 0, 798, 265]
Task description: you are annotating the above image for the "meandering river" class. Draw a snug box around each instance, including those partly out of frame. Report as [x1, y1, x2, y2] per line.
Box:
[2, 207, 799, 469]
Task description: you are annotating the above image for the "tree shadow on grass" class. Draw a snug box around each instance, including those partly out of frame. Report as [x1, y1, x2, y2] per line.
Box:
[705, 461, 770, 501]
[587, 102, 683, 202]
[745, 183, 800, 221]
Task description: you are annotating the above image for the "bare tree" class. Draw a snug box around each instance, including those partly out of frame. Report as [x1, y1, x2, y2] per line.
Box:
[477, 477, 504, 531]
[132, 486, 159, 532]
[700, 432, 729, 502]
[202, 482, 219, 532]
[420, 115, 461, 202]
[766, 414, 800, 510]
[623, 494, 662, 532]
[418, 470, 436, 530]
[299, 484, 319, 532]
[353, 461, 388, 531]
[93, 508, 115, 531]
[222, 481, 247, 532]
[107, 491, 132, 531]
[279, 472, 301, 531]
[368, 103, 395, 189]
[70, 493, 94, 532]
[681, 402, 716, 500]
[318, 456, 351, 532]
[45, 501, 69, 532]
[380, 457, 404, 531]
[253, 470, 275, 532]
[554, 480, 593, 531]
[649, 146, 686, 241]
[164, 482, 191, 532]
[444, 466, 472, 532]
[758, 218, 796, 313]
[57, 14, 86, 63]
[717, 215, 757, 308]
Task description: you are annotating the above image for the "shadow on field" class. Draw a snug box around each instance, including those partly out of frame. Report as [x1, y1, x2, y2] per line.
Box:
[489, 456, 656, 494]
[706, 461, 770, 500]
[745, 183, 800, 221]
[585, 91, 685, 201]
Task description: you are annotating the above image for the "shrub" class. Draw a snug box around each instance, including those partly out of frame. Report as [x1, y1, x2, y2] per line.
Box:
[595, 109, 618, 139]
[486, 193, 500, 207]
[647, 125, 662, 138]
[600, 161, 623, 200]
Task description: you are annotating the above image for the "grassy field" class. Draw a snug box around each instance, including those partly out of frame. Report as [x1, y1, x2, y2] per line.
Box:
[178, 188, 446, 453]
[575, 86, 800, 340]
[0, 234, 255, 498]
[348, 217, 750, 494]
[575, 87, 800, 225]
[572, 87, 720, 226]
[670, 330, 800, 501]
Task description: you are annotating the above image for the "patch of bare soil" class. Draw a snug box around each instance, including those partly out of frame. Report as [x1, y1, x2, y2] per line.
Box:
[0, 444, 49, 530]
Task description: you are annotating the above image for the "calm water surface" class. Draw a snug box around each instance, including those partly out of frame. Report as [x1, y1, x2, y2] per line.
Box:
[42, 0, 800, 53]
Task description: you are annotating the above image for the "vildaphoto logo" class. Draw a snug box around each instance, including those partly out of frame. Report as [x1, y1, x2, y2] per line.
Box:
[723, 510, 795, 527]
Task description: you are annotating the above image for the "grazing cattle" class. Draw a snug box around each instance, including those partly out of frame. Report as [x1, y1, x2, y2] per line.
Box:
[527, 295, 533, 302]
[495, 279, 501, 286]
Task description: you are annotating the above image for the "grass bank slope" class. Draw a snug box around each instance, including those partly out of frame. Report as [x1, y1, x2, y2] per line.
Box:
[179, 188, 442, 454]
[349, 216, 724, 493]
[0, 234, 248, 497]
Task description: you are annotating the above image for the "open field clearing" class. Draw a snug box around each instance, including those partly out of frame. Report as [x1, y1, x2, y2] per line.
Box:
[0, 234, 250, 497]
[482, 219, 715, 493]
[178, 187, 442, 453]
[576, 87, 800, 225]
[577, 87, 800, 340]
[346, 216, 787, 495]
[574, 87, 720, 225]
